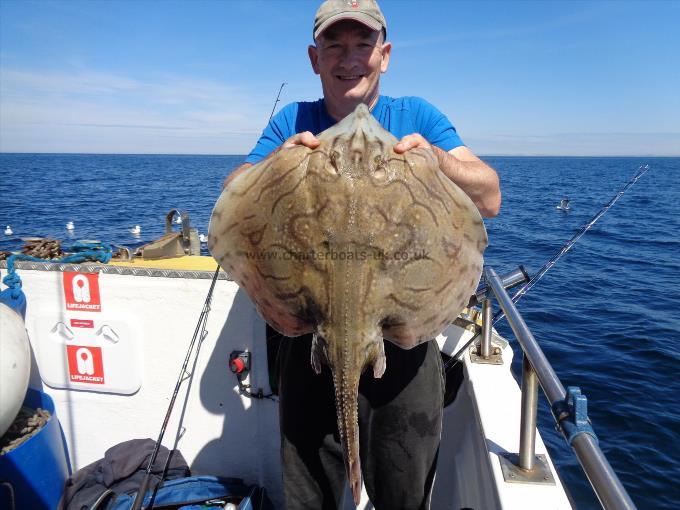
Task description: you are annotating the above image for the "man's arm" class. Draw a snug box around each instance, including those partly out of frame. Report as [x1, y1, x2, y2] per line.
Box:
[394, 135, 501, 218]
[223, 131, 321, 189]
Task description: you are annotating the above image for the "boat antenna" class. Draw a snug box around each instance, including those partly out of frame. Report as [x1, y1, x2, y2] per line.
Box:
[445, 163, 650, 372]
[267, 82, 287, 124]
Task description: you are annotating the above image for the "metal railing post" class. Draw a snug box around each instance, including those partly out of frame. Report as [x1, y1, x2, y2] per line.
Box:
[484, 266, 637, 509]
[480, 297, 492, 358]
[519, 355, 538, 470]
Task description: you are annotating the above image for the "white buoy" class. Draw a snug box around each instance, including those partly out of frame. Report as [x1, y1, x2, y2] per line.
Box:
[174, 216, 182, 224]
[0, 303, 30, 437]
[199, 233, 208, 243]
[66, 221, 75, 230]
[129, 225, 141, 235]
[4, 225, 13, 235]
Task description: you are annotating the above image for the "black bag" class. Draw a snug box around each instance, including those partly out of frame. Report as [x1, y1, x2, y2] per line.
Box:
[61, 438, 190, 510]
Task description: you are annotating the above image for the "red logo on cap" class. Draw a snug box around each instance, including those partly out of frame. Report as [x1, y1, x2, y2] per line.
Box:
[350, 0, 359, 7]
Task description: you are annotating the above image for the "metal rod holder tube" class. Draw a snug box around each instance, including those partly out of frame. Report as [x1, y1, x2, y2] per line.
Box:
[519, 355, 538, 470]
[469, 265, 529, 307]
[485, 266, 637, 510]
[481, 298, 492, 358]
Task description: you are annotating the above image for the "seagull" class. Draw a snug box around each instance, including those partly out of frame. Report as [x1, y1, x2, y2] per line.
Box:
[199, 233, 208, 243]
[66, 221, 75, 230]
[556, 197, 570, 212]
[4, 225, 13, 235]
[129, 225, 141, 235]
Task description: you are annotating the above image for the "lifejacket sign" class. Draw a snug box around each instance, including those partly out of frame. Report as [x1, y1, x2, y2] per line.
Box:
[66, 345, 105, 384]
[63, 272, 101, 312]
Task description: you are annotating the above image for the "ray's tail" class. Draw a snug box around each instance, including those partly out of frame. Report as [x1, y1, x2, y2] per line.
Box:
[333, 370, 362, 505]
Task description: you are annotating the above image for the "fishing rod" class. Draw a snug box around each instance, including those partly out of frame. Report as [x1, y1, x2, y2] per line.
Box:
[131, 83, 289, 510]
[444, 163, 651, 373]
[130, 266, 220, 510]
[494, 163, 650, 323]
[267, 82, 287, 124]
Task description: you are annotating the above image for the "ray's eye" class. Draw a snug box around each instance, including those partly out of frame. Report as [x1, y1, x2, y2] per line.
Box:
[373, 155, 387, 179]
[329, 150, 341, 171]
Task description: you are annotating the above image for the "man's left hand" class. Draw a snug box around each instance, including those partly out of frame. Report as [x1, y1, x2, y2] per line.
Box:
[394, 133, 433, 154]
[393, 132, 501, 218]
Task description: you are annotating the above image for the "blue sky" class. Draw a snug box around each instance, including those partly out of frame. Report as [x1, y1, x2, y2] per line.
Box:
[1, 0, 678, 155]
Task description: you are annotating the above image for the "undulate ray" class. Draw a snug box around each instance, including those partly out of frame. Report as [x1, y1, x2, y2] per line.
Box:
[208, 104, 487, 506]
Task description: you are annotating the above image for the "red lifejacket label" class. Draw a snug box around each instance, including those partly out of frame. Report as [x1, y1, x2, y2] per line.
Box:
[63, 272, 101, 312]
[70, 318, 94, 328]
[66, 345, 105, 384]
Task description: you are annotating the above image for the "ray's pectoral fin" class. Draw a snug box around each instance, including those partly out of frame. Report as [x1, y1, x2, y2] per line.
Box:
[311, 334, 328, 375]
[371, 339, 386, 378]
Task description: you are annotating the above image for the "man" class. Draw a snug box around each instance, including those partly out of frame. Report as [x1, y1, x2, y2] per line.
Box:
[226, 1, 500, 508]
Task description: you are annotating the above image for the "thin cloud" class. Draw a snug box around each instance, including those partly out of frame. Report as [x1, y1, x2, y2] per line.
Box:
[0, 68, 267, 153]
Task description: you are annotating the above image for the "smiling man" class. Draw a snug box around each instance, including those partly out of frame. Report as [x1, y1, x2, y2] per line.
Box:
[225, 1, 500, 508]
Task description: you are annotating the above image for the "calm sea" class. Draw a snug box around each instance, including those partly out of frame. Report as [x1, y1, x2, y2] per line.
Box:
[1, 153, 678, 509]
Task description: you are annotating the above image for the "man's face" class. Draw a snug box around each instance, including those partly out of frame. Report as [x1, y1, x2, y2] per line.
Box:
[309, 20, 392, 113]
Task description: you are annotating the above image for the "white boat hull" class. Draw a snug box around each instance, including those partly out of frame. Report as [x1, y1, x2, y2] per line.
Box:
[2, 259, 573, 509]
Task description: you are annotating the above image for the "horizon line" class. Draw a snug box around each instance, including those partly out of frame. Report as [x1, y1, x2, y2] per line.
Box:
[1, 151, 678, 158]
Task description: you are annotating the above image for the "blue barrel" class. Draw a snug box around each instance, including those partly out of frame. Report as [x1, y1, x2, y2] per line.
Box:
[0, 388, 70, 510]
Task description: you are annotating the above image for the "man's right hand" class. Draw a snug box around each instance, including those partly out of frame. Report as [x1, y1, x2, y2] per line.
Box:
[223, 132, 320, 189]
[280, 131, 320, 151]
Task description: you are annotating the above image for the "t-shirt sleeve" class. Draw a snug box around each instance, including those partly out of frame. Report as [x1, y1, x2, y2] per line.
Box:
[410, 97, 465, 152]
[244, 103, 298, 164]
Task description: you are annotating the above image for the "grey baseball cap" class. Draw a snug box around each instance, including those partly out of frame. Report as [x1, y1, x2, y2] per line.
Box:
[313, 0, 387, 40]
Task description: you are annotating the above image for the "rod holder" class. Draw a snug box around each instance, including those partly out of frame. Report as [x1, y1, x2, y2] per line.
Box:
[480, 298, 493, 358]
[469, 266, 529, 307]
[519, 355, 539, 470]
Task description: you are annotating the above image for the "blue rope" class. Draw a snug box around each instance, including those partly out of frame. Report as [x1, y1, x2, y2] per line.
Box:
[1, 242, 113, 319]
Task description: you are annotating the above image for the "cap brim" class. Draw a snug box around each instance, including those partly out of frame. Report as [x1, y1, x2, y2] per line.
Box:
[314, 12, 383, 39]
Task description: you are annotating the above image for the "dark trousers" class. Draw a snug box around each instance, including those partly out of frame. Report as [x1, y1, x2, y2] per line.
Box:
[276, 334, 445, 510]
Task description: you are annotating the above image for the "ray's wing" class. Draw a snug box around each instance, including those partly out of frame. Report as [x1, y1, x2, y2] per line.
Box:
[374, 147, 488, 348]
[208, 146, 321, 337]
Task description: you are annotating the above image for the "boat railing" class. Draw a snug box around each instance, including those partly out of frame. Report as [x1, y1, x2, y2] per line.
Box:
[478, 266, 636, 510]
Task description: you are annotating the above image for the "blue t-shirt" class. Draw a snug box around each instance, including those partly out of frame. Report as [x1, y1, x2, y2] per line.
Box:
[244, 95, 464, 164]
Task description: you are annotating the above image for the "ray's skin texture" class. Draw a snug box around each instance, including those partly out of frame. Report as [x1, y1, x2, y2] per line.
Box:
[209, 104, 487, 504]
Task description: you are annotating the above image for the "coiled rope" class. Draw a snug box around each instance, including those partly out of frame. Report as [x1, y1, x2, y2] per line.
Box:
[0, 241, 113, 317]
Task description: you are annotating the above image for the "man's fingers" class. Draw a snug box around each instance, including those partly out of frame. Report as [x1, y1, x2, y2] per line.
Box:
[299, 131, 321, 148]
[394, 133, 430, 153]
[284, 131, 320, 149]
